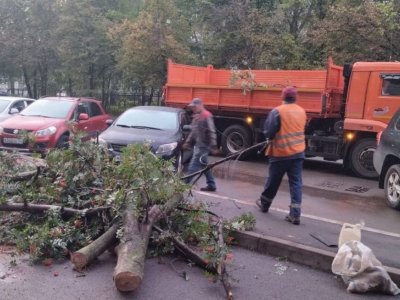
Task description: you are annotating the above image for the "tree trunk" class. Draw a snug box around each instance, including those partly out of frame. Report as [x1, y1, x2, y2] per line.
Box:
[9, 76, 15, 95]
[141, 86, 146, 106]
[88, 63, 95, 96]
[147, 88, 153, 105]
[68, 78, 73, 96]
[22, 66, 33, 98]
[101, 72, 106, 104]
[39, 63, 48, 96]
[113, 193, 182, 292]
[113, 205, 159, 291]
[33, 69, 38, 99]
[71, 222, 119, 271]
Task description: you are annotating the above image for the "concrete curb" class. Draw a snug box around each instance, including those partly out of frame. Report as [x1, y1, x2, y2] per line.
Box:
[231, 230, 400, 286]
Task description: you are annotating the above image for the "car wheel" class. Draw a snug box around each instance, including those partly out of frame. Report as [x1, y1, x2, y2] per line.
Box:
[349, 138, 378, 179]
[384, 164, 400, 210]
[56, 134, 69, 149]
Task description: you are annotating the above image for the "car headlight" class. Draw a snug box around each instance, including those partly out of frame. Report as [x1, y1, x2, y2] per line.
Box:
[35, 126, 57, 137]
[97, 136, 113, 151]
[156, 142, 177, 154]
[97, 136, 107, 145]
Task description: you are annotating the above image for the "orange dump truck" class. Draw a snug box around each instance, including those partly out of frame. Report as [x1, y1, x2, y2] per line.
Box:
[164, 58, 400, 178]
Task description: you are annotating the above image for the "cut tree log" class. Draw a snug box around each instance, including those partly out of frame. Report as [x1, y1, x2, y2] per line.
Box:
[71, 222, 119, 271]
[113, 193, 182, 292]
[0, 202, 110, 217]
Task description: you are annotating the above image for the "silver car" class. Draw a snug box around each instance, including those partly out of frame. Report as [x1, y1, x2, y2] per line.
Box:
[0, 97, 35, 123]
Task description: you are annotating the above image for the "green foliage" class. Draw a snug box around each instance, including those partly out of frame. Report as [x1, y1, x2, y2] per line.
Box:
[225, 212, 256, 231]
[150, 201, 255, 269]
[1, 0, 399, 101]
[0, 133, 186, 262]
[0, 132, 256, 272]
[110, 0, 193, 87]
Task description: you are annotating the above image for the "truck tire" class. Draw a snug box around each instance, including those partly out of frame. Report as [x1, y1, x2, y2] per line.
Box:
[221, 125, 252, 159]
[349, 138, 378, 179]
[384, 164, 400, 210]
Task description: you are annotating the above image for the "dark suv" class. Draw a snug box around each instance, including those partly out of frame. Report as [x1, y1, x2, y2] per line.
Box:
[373, 108, 400, 210]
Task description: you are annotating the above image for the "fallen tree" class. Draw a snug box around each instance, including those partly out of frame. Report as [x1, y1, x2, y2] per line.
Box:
[0, 135, 256, 298]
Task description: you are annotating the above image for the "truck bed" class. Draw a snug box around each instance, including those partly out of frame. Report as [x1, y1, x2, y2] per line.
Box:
[164, 58, 344, 118]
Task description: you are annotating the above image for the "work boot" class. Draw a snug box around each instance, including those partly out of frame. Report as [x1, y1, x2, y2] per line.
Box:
[256, 196, 271, 213]
[285, 215, 300, 225]
[200, 186, 216, 192]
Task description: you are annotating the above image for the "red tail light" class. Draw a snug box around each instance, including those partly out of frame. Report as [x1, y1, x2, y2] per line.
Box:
[376, 131, 382, 145]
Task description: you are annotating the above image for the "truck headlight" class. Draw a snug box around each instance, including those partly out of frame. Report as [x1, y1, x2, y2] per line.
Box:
[156, 142, 177, 154]
[35, 126, 57, 137]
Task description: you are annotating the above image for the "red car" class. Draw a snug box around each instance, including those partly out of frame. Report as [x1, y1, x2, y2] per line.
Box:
[0, 97, 111, 154]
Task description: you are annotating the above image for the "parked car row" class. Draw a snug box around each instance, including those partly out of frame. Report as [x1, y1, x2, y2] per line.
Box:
[0, 97, 192, 170]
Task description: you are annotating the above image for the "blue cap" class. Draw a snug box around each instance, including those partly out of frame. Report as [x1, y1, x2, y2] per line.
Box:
[188, 98, 203, 106]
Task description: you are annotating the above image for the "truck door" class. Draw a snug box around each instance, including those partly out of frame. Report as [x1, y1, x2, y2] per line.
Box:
[364, 72, 400, 124]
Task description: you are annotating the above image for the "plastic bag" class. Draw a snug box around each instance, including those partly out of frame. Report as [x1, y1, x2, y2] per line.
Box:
[332, 241, 400, 295]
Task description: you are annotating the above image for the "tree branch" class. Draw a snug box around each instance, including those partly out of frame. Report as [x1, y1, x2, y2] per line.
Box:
[181, 140, 269, 185]
[0, 202, 110, 217]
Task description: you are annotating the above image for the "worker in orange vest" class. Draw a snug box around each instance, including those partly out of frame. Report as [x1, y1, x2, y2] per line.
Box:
[256, 86, 306, 225]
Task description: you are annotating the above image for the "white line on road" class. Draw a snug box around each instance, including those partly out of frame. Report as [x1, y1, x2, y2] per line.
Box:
[195, 190, 400, 239]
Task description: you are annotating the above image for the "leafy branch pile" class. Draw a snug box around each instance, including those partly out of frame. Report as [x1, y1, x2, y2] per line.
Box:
[0, 135, 255, 298]
[229, 69, 268, 95]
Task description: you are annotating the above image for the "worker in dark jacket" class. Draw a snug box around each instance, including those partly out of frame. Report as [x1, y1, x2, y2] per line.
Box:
[183, 98, 218, 191]
[256, 87, 307, 225]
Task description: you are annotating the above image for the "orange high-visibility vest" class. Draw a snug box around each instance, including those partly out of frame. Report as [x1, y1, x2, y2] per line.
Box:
[268, 103, 306, 157]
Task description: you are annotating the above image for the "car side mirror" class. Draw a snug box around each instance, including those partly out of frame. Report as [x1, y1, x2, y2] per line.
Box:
[9, 108, 19, 114]
[182, 125, 192, 132]
[106, 119, 113, 126]
[79, 113, 89, 121]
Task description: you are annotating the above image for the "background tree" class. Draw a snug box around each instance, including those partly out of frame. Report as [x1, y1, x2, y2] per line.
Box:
[110, 0, 193, 104]
[0, 0, 399, 104]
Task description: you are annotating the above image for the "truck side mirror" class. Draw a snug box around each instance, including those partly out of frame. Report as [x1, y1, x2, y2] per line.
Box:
[106, 119, 113, 126]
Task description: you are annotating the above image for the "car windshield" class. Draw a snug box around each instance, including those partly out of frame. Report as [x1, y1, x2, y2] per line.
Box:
[0, 99, 11, 113]
[115, 109, 178, 131]
[20, 99, 74, 119]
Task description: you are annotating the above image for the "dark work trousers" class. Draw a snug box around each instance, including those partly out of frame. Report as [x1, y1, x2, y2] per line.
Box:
[185, 146, 216, 189]
[261, 158, 304, 218]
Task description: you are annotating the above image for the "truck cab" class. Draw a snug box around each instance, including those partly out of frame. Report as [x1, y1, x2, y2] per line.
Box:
[343, 62, 400, 177]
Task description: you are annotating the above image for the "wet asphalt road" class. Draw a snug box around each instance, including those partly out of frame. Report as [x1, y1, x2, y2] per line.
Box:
[205, 156, 400, 234]
[0, 158, 399, 299]
[0, 247, 396, 300]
